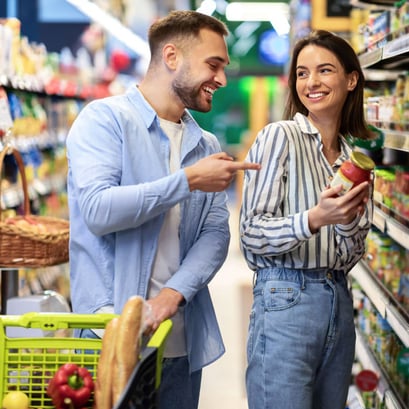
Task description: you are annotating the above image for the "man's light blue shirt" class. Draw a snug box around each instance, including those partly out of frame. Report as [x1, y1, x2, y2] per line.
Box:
[66, 85, 230, 371]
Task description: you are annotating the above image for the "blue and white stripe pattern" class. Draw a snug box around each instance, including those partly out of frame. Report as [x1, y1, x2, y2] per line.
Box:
[239, 113, 372, 273]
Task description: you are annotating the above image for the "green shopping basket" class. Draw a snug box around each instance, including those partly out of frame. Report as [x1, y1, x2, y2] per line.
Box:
[0, 312, 172, 409]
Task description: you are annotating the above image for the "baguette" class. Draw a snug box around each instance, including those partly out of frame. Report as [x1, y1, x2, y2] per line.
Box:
[112, 296, 144, 405]
[95, 317, 119, 409]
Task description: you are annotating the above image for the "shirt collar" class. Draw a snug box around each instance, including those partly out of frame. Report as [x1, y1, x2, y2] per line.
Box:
[126, 85, 157, 128]
[126, 86, 201, 133]
[293, 112, 319, 135]
[293, 112, 349, 162]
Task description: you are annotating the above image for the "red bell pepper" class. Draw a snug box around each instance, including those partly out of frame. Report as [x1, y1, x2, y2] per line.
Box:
[47, 363, 94, 409]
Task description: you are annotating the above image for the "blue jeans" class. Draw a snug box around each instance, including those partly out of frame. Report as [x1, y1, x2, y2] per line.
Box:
[159, 356, 202, 409]
[246, 268, 355, 409]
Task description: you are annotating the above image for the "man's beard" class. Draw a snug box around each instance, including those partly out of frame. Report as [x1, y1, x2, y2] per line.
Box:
[172, 70, 212, 113]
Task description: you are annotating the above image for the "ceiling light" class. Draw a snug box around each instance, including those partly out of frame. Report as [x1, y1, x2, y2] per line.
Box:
[226, 2, 289, 21]
[225, 2, 290, 35]
[196, 0, 217, 15]
[66, 0, 150, 59]
[269, 14, 290, 37]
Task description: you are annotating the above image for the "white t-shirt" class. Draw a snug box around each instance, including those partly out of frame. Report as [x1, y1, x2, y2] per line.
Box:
[148, 117, 186, 357]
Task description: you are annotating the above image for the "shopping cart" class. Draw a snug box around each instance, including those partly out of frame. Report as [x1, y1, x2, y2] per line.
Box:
[0, 312, 172, 409]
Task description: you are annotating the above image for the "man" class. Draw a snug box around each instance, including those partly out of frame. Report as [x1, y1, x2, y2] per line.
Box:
[66, 10, 260, 409]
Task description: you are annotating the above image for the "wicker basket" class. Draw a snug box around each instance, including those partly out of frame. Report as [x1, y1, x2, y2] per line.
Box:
[0, 145, 69, 268]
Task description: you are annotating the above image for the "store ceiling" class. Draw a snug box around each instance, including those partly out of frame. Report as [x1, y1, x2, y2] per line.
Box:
[90, 0, 291, 22]
[67, 0, 291, 76]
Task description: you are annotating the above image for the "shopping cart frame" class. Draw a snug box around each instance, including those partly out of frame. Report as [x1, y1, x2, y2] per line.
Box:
[0, 312, 172, 409]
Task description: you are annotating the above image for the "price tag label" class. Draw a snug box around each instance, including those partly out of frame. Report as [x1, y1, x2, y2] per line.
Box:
[372, 207, 385, 232]
[386, 218, 409, 250]
[383, 32, 409, 59]
[3, 186, 20, 208]
[0, 87, 13, 132]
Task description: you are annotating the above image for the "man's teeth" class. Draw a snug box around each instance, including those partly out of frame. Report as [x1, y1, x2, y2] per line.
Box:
[204, 87, 215, 95]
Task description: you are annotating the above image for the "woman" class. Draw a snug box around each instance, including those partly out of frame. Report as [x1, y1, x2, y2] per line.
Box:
[240, 30, 374, 409]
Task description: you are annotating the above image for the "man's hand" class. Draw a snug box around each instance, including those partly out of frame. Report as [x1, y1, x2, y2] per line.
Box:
[184, 152, 261, 192]
[144, 288, 185, 334]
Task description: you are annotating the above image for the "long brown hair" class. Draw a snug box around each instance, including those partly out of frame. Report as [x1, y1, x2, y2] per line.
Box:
[283, 30, 372, 140]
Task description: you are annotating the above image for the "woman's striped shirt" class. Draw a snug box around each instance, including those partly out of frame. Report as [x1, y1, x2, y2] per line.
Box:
[239, 113, 373, 273]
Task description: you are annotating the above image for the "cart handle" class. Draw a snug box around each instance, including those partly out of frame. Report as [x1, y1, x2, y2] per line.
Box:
[147, 319, 173, 389]
[0, 312, 117, 330]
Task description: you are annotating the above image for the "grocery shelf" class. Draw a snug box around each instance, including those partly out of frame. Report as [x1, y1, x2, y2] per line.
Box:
[383, 130, 409, 153]
[365, 124, 409, 153]
[359, 30, 409, 69]
[351, 262, 388, 317]
[0, 74, 44, 93]
[372, 206, 409, 251]
[0, 173, 67, 210]
[384, 302, 409, 346]
[359, 48, 384, 68]
[384, 392, 406, 409]
[350, 262, 409, 347]
[355, 331, 405, 409]
[355, 4, 409, 407]
[347, 385, 365, 409]
[363, 69, 405, 81]
[351, 0, 398, 7]
[382, 32, 409, 60]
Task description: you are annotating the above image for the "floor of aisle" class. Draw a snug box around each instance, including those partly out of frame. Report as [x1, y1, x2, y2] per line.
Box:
[198, 201, 252, 409]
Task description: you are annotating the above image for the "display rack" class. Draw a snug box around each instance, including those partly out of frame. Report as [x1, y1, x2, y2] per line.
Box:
[349, 2, 409, 406]
[351, 262, 409, 348]
[0, 80, 77, 313]
[355, 330, 406, 409]
[347, 385, 366, 409]
[359, 28, 409, 70]
[372, 206, 409, 252]
[351, 0, 396, 7]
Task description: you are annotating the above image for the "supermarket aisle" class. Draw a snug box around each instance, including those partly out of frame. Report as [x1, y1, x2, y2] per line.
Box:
[198, 202, 252, 409]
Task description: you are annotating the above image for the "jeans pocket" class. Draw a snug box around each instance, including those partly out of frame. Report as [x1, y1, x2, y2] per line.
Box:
[263, 279, 301, 311]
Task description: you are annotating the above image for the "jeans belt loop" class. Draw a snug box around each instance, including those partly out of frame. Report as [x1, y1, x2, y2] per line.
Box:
[301, 271, 306, 290]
